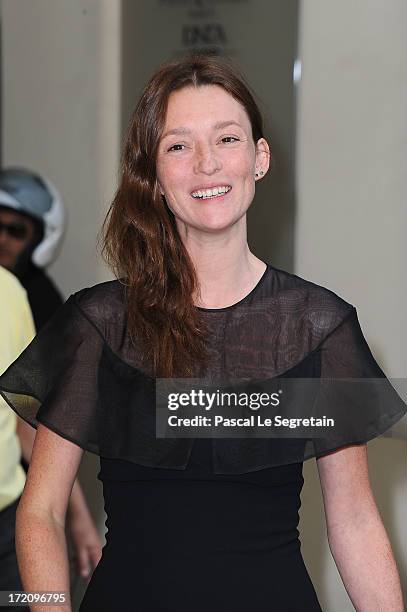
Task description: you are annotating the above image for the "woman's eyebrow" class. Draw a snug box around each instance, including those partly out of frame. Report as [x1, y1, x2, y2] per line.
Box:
[161, 120, 244, 140]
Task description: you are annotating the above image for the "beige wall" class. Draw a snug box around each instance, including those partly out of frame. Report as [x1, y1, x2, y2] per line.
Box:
[1, 0, 405, 609]
[1, 0, 120, 296]
[296, 1, 407, 608]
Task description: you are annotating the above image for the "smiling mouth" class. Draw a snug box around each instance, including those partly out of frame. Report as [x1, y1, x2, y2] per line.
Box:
[190, 186, 232, 201]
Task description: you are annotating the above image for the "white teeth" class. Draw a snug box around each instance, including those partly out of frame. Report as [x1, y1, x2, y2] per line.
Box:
[191, 185, 231, 199]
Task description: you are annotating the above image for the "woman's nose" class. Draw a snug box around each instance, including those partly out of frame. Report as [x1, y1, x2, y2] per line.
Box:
[194, 144, 222, 174]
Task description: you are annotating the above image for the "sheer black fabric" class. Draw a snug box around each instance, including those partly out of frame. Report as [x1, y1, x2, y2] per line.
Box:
[0, 262, 406, 474]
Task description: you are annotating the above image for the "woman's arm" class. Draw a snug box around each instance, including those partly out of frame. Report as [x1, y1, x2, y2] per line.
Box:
[316, 444, 405, 611]
[15, 423, 84, 612]
[66, 479, 102, 580]
[16, 417, 102, 580]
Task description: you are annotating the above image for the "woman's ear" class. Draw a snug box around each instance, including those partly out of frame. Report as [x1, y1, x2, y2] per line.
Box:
[254, 137, 271, 178]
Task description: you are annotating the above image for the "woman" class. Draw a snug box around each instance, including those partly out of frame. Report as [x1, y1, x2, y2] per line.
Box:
[0, 53, 406, 612]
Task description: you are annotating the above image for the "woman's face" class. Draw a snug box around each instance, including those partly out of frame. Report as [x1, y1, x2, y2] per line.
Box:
[156, 85, 269, 235]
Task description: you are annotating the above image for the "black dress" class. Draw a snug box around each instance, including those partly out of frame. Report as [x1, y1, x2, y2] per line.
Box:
[81, 445, 320, 611]
[0, 262, 405, 612]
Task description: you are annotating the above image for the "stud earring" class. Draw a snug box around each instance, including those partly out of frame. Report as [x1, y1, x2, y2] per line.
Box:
[255, 170, 264, 177]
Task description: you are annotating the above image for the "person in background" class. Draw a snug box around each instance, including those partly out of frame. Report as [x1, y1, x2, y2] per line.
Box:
[0, 170, 103, 594]
[0, 167, 65, 330]
[0, 266, 102, 598]
[0, 267, 35, 610]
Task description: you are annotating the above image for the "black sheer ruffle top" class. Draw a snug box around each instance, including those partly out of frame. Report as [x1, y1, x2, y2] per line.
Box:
[0, 262, 405, 474]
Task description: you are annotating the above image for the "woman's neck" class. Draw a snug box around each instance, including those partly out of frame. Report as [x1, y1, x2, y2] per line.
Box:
[191, 249, 267, 309]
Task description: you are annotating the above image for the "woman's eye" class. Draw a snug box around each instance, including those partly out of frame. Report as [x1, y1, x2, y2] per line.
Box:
[168, 144, 185, 152]
[221, 136, 239, 143]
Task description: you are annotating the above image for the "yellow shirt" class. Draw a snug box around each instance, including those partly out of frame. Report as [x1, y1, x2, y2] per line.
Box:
[0, 266, 35, 511]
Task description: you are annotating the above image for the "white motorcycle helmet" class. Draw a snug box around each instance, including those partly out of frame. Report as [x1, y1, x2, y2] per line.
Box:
[0, 167, 66, 268]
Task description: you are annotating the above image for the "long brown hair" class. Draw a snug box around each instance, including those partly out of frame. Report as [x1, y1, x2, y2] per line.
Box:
[100, 52, 266, 378]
